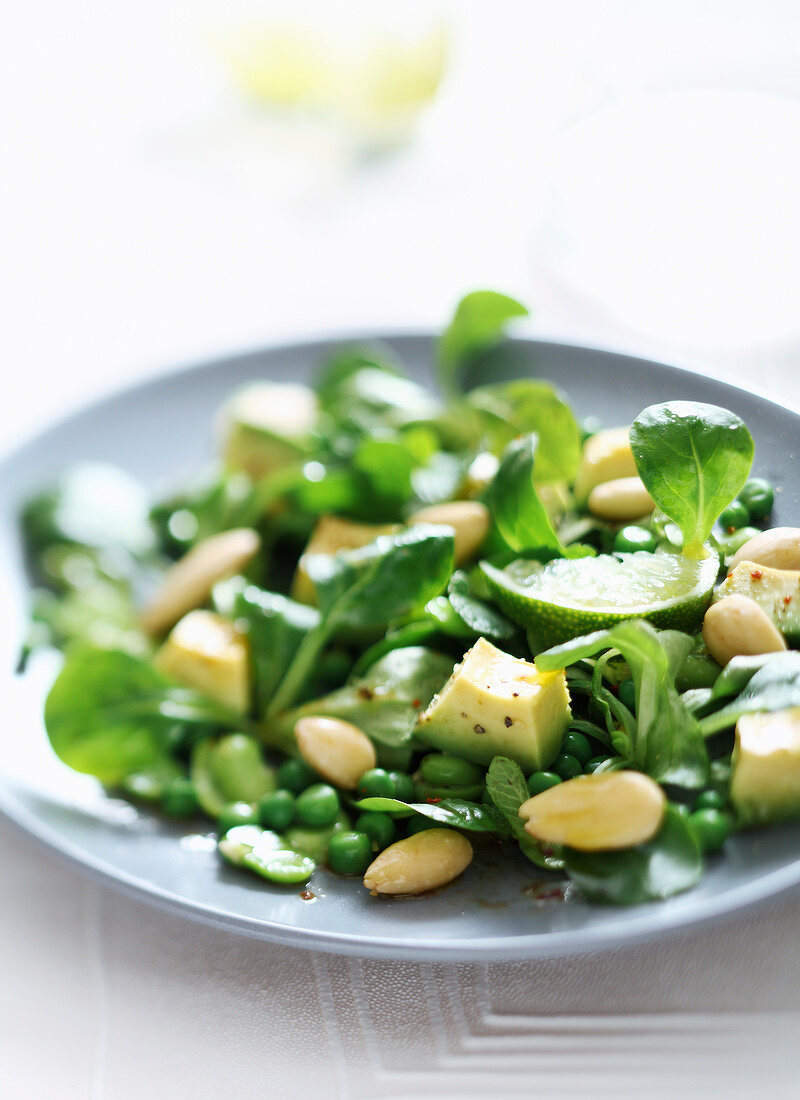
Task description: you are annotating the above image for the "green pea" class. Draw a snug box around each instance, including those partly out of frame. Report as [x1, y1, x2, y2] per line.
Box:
[673, 803, 691, 819]
[613, 525, 657, 554]
[296, 783, 340, 827]
[694, 789, 726, 812]
[277, 759, 318, 795]
[357, 768, 396, 799]
[553, 754, 582, 780]
[619, 680, 636, 711]
[161, 777, 199, 818]
[584, 755, 610, 774]
[388, 771, 416, 802]
[242, 847, 315, 885]
[719, 500, 749, 532]
[419, 753, 485, 788]
[217, 800, 259, 834]
[258, 789, 295, 831]
[526, 771, 561, 796]
[562, 731, 593, 766]
[738, 477, 774, 521]
[355, 811, 397, 851]
[688, 808, 730, 853]
[405, 814, 438, 835]
[286, 814, 349, 862]
[327, 831, 373, 875]
[715, 525, 761, 558]
[675, 653, 722, 692]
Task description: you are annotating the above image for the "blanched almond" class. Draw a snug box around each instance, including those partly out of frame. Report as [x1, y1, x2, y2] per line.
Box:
[363, 829, 473, 895]
[702, 594, 787, 667]
[587, 477, 655, 522]
[574, 427, 636, 502]
[141, 528, 260, 635]
[408, 501, 490, 565]
[294, 716, 376, 790]
[519, 771, 666, 851]
[729, 527, 800, 572]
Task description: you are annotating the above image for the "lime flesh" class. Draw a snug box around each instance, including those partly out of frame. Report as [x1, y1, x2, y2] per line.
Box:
[482, 551, 720, 647]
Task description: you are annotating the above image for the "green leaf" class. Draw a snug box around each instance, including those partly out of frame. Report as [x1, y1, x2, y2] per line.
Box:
[233, 585, 320, 714]
[354, 796, 508, 835]
[438, 290, 529, 396]
[314, 344, 404, 406]
[537, 621, 708, 788]
[699, 651, 800, 735]
[486, 434, 563, 554]
[352, 437, 417, 515]
[268, 527, 454, 714]
[446, 571, 519, 641]
[349, 621, 442, 678]
[467, 379, 582, 482]
[709, 652, 779, 701]
[563, 806, 702, 904]
[307, 525, 455, 629]
[44, 648, 236, 785]
[150, 470, 269, 557]
[273, 647, 454, 752]
[315, 345, 439, 429]
[485, 756, 530, 840]
[22, 463, 154, 561]
[519, 835, 566, 872]
[630, 401, 754, 557]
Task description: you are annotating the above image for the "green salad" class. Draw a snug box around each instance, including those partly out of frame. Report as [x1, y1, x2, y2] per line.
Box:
[19, 290, 800, 905]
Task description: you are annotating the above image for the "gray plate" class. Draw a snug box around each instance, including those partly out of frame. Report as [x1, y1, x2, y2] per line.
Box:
[1, 334, 799, 961]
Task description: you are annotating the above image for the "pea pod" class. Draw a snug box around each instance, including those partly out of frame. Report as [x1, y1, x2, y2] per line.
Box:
[191, 733, 277, 817]
[218, 824, 316, 885]
[286, 811, 351, 862]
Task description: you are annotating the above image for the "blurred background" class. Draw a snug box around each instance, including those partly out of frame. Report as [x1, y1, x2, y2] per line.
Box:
[2, 0, 799, 446]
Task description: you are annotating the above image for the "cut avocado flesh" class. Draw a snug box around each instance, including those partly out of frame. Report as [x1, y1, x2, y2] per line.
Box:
[221, 382, 317, 478]
[731, 708, 800, 825]
[155, 610, 250, 713]
[414, 637, 570, 772]
[482, 550, 719, 649]
[715, 561, 800, 643]
[291, 515, 400, 605]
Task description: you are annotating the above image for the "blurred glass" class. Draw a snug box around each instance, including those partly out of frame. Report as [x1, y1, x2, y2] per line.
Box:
[208, 1, 448, 149]
[531, 3, 800, 355]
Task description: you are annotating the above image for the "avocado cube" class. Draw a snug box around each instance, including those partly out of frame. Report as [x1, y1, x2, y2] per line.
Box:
[291, 515, 400, 605]
[219, 382, 317, 478]
[414, 637, 570, 772]
[156, 610, 249, 713]
[715, 560, 800, 643]
[731, 708, 800, 825]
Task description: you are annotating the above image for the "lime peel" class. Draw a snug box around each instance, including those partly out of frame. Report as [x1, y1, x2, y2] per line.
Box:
[482, 550, 719, 647]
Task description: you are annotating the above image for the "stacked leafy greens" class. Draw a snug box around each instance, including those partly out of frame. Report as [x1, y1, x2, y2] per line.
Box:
[19, 290, 797, 906]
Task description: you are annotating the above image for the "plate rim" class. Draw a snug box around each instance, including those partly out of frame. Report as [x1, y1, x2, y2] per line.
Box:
[4, 330, 800, 961]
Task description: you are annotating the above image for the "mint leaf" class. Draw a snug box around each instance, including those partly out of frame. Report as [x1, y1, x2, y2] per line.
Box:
[486, 756, 529, 839]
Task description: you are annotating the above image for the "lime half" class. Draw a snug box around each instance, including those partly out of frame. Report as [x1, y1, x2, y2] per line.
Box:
[481, 551, 720, 647]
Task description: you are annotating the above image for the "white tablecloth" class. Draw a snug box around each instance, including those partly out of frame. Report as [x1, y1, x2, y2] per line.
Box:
[2, 3, 800, 1095]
